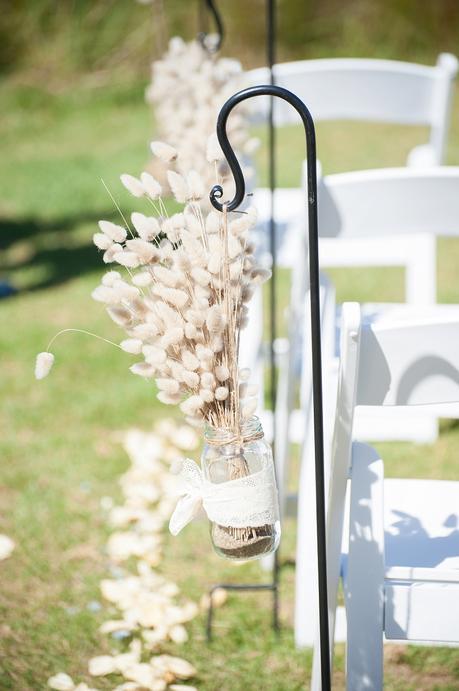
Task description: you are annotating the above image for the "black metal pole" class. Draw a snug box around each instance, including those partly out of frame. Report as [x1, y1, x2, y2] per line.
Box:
[197, 0, 224, 53]
[266, 0, 280, 635]
[210, 84, 331, 691]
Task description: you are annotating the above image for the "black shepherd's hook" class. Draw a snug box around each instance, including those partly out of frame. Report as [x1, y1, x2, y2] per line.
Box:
[198, 0, 223, 53]
[210, 84, 331, 691]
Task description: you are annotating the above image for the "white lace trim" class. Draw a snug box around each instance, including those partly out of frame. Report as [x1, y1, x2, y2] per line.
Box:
[169, 458, 279, 535]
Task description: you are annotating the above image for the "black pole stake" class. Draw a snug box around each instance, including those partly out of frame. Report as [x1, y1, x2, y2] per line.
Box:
[266, 0, 281, 636]
[210, 84, 331, 691]
[197, 0, 224, 53]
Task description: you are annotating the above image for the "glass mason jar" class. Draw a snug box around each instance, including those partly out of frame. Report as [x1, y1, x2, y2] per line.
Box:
[201, 417, 281, 561]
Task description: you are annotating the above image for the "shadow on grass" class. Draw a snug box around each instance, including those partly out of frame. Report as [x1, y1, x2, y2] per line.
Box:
[0, 210, 118, 293]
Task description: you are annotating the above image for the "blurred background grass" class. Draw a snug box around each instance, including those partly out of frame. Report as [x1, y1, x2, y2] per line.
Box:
[1, 1, 459, 689]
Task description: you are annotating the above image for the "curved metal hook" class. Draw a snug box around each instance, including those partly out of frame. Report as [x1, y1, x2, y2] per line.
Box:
[198, 0, 223, 54]
[209, 84, 331, 691]
[209, 84, 317, 213]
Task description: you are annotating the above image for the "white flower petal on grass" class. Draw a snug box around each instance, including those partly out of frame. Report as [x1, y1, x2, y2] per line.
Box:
[47, 673, 75, 690]
[98, 220, 127, 243]
[151, 655, 197, 680]
[88, 655, 118, 676]
[123, 663, 165, 689]
[140, 172, 162, 200]
[169, 624, 188, 644]
[150, 141, 178, 163]
[120, 174, 145, 198]
[169, 686, 198, 691]
[35, 352, 55, 380]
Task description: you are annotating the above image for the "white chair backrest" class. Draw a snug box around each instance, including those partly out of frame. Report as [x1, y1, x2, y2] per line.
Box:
[331, 303, 459, 473]
[357, 314, 459, 408]
[325, 303, 459, 642]
[318, 166, 459, 239]
[247, 54, 457, 163]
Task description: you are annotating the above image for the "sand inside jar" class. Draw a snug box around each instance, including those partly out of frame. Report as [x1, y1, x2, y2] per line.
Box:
[212, 523, 276, 560]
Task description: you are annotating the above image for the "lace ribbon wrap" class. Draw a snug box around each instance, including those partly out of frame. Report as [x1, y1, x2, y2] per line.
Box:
[169, 458, 279, 535]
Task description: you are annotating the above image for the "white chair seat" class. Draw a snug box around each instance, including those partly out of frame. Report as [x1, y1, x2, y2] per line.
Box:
[384, 478, 459, 573]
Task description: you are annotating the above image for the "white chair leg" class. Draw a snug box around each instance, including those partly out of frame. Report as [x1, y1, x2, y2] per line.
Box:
[294, 413, 318, 648]
[345, 443, 385, 691]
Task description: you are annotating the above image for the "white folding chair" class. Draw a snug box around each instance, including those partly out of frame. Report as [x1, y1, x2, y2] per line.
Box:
[295, 166, 459, 648]
[248, 53, 458, 166]
[310, 302, 459, 690]
[244, 55, 457, 493]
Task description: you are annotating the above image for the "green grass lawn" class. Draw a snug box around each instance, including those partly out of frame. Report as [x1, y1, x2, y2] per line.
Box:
[1, 76, 459, 690]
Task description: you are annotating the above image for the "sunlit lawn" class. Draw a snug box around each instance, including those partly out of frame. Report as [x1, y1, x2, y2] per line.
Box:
[1, 76, 459, 689]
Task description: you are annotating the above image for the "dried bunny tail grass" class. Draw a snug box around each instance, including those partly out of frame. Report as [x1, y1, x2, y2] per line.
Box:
[113, 250, 141, 268]
[206, 133, 223, 163]
[205, 211, 220, 235]
[107, 306, 134, 327]
[181, 349, 200, 371]
[98, 220, 127, 243]
[180, 395, 204, 416]
[143, 345, 167, 365]
[161, 327, 185, 348]
[152, 285, 189, 309]
[150, 141, 178, 163]
[140, 171, 162, 200]
[130, 361, 156, 378]
[103, 243, 123, 264]
[35, 352, 54, 380]
[200, 372, 216, 389]
[215, 386, 229, 401]
[157, 391, 182, 405]
[120, 338, 143, 354]
[131, 212, 160, 241]
[180, 232, 207, 268]
[181, 369, 200, 389]
[132, 271, 153, 287]
[102, 270, 121, 286]
[156, 378, 181, 395]
[190, 267, 211, 287]
[120, 174, 145, 198]
[185, 308, 205, 327]
[206, 304, 226, 333]
[90, 285, 115, 304]
[155, 302, 183, 328]
[251, 267, 272, 285]
[215, 365, 230, 382]
[241, 397, 258, 420]
[35, 329, 124, 380]
[153, 264, 181, 287]
[93, 232, 112, 250]
[167, 170, 188, 203]
[125, 238, 157, 263]
[186, 171, 205, 201]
